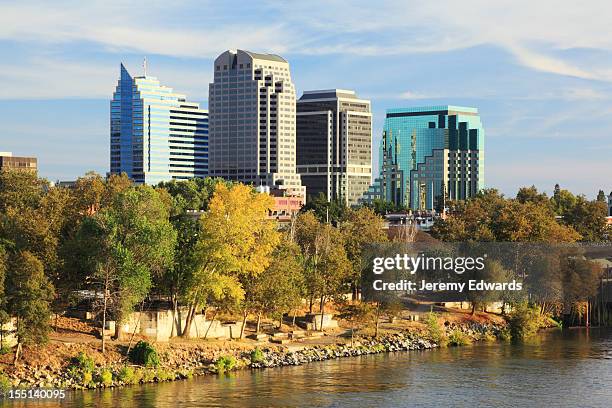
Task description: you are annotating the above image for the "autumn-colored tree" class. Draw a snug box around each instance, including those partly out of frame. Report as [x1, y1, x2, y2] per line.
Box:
[184, 183, 279, 338]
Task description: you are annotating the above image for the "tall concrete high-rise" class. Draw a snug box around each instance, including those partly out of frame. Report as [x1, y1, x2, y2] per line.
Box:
[208, 50, 304, 199]
[110, 64, 208, 184]
[296, 89, 372, 206]
[361, 105, 485, 210]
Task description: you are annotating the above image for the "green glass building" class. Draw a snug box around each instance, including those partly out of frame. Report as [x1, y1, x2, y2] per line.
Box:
[361, 106, 485, 210]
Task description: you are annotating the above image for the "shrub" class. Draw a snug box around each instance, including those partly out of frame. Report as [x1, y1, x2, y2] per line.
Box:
[250, 348, 264, 364]
[71, 352, 95, 373]
[156, 368, 175, 382]
[100, 369, 113, 386]
[132, 368, 144, 384]
[82, 371, 93, 386]
[129, 341, 160, 368]
[499, 328, 512, 342]
[215, 355, 237, 372]
[142, 368, 156, 383]
[506, 302, 543, 342]
[0, 345, 11, 355]
[0, 373, 11, 394]
[447, 329, 471, 346]
[117, 366, 135, 384]
[424, 312, 447, 346]
[180, 369, 194, 379]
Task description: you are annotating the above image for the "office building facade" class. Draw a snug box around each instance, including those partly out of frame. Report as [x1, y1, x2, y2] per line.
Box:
[110, 64, 208, 185]
[361, 106, 484, 210]
[296, 89, 372, 206]
[0, 152, 37, 173]
[208, 50, 304, 199]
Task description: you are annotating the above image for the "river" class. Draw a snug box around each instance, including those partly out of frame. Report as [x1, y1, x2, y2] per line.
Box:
[4, 328, 612, 407]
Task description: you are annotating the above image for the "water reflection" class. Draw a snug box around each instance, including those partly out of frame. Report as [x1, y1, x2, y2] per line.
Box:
[4, 328, 611, 408]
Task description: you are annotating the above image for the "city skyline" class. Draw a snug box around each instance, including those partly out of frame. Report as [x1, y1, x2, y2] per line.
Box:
[1, 1, 612, 198]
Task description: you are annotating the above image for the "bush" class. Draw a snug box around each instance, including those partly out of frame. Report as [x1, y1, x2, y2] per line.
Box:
[424, 312, 447, 346]
[0, 345, 11, 355]
[129, 341, 160, 368]
[499, 328, 512, 342]
[132, 368, 144, 384]
[250, 348, 264, 364]
[142, 368, 156, 383]
[117, 366, 135, 384]
[156, 368, 175, 382]
[215, 355, 237, 372]
[71, 352, 95, 373]
[0, 373, 11, 394]
[82, 371, 93, 386]
[506, 303, 543, 342]
[100, 369, 113, 386]
[447, 329, 471, 346]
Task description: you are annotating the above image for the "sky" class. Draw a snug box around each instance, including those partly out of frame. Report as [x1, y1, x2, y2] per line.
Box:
[1, 0, 611, 198]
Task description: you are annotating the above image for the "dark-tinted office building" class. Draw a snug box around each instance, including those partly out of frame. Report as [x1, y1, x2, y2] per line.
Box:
[296, 89, 372, 206]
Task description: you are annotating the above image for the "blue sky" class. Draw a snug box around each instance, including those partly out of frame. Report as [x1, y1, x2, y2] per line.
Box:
[1, 0, 611, 198]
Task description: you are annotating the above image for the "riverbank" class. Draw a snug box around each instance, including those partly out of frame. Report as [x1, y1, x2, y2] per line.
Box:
[0, 320, 505, 391]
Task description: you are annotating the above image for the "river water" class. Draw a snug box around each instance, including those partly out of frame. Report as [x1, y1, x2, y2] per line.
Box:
[4, 328, 612, 407]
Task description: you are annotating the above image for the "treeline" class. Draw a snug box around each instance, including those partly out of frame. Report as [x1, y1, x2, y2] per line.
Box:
[0, 171, 387, 356]
[430, 186, 610, 325]
[0, 171, 609, 357]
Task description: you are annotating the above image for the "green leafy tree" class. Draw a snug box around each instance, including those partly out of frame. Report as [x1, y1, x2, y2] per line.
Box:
[244, 239, 305, 331]
[596, 190, 606, 203]
[300, 192, 347, 225]
[77, 185, 176, 351]
[295, 212, 352, 331]
[551, 184, 577, 216]
[340, 207, 388, 300]
[5, 251, 55, 358]
[564, 196, 608, 242]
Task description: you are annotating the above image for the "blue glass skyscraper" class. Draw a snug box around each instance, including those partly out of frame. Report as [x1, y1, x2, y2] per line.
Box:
[110, 64, 208, 184]
[361, 105, 485, 210]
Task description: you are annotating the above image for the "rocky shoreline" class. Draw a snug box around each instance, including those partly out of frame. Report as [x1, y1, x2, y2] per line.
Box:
[2, 322, 504, 391]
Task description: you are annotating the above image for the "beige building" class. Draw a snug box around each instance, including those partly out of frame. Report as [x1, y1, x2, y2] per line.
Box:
[0, 152, 37, 173]
[208, 50, 304, 199]
[296, 90, 372, 206]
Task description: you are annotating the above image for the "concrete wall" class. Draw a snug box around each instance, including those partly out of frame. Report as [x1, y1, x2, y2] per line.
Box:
[117, 309, 240, 342]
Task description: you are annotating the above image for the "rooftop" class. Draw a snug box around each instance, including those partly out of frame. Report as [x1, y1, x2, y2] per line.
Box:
[240, 50, 287, 63]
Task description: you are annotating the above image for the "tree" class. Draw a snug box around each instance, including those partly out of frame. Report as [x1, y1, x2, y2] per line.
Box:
[5, 251, 55, 360]
[564, 196, 608, 242]
[295, 212, 352, 331]
[244, 239, 305, 332]
[516, 185, 551, 208]
[155, 178, 230, 336]
[183, 183, 279, 338]
[551, 185, 577, 216]
[78, 185, 176, 351]
[596, 190, 606, 203]
[431, 188, 580, 243]
[340, 207, 387, 299]
[300, 192, 347, 225]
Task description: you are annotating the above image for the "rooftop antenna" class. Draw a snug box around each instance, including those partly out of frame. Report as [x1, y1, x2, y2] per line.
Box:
[143, 57, 147, 76]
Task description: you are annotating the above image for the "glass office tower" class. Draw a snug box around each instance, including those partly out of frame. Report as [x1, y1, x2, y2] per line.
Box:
[110, 64, 208, 184]
[361, 105, 484, 210]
